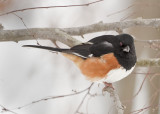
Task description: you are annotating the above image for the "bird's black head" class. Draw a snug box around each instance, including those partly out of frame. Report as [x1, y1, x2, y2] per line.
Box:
[113, 34, 137, 70]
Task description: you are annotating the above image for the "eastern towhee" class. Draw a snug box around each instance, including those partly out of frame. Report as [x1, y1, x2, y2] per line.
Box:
[23, 34, 137, 84]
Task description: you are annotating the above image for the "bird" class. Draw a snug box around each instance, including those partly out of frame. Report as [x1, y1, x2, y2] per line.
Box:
[23, 34, 137, 84]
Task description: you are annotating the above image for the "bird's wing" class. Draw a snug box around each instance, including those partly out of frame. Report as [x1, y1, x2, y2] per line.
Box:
[70, 39, 114, 58]
[89, 41, 114, 57]
[70, 44, 92, 58]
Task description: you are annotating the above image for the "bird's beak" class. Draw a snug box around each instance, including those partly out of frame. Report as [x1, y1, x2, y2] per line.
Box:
[123, 46, 130, 52]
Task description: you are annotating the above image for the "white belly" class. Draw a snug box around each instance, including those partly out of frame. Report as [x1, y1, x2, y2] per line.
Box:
[97, 66, 135, 83]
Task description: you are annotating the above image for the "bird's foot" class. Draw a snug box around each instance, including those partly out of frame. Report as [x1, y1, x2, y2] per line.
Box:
[104, 82, 114, 89]
[102, 82, 114, 95]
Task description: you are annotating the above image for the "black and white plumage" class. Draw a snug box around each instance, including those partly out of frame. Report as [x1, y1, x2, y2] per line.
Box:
[23, 34, 137, 83]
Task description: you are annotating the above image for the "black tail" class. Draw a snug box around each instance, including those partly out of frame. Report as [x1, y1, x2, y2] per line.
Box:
[23, 45, 69, 52]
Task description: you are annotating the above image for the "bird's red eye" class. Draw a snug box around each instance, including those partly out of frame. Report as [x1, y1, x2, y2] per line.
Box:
[120, 42, 123, 46]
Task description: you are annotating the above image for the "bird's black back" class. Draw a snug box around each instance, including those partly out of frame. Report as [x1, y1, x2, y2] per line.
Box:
[70, 35, 115, 57]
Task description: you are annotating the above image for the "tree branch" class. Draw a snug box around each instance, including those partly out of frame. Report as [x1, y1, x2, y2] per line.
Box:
[62, 18, 160, 35]
[0, 18, 160, 46]
[136, 58, 160, 67]
[0, 28, 82, 47]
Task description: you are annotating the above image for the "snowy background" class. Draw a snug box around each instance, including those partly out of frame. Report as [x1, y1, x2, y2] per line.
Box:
[0, 0, 160, 114]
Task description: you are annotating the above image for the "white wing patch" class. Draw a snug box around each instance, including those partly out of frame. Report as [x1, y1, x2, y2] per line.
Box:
[97, 66, 135, 83]
[72, 52, 88, 58]
[102, 41, 113, 48]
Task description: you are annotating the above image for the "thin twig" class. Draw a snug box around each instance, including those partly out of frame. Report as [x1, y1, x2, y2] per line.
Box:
[13, 13, 29, 29]
[0, 0, 104, 16]
[130, 104, 160, 114]
[120, 12, 136, 21]
[107, 4, 135, 17]
[74, 83, 94, 114]
[13, 83, 94, 110]
[0, 104, 18, 114]
[132, 69, 150, 98]
[13, 13, 41, 45]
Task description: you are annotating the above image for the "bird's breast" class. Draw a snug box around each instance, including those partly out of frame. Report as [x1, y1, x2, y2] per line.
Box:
[79, 53, 121, 81]
[98, 66, 135, 83]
